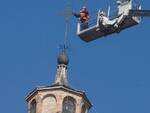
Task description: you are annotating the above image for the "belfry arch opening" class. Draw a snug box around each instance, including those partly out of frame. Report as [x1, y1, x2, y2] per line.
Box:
[62, 96, 76, 113]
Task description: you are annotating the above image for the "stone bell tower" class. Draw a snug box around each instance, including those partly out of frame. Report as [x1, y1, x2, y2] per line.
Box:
[26, 49, 92, 113]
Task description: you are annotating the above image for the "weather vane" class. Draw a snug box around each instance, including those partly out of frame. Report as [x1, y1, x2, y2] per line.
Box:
[58, 5, 73, 51]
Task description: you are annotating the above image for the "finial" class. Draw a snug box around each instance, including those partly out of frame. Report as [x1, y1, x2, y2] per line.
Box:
[53, 6, 72, 87]
[54, 47, 69, 87]
[57, 47, 69, 65]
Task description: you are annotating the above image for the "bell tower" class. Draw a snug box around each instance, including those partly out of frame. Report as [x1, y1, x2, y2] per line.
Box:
[26, 49, 92, 113]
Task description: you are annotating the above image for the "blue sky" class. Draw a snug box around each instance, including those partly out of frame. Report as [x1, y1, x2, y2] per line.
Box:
[0, 0, 150, 113]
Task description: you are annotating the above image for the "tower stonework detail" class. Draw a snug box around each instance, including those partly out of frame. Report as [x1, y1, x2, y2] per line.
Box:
[26, 50, 92, 113]
[55, 64, 68, 86]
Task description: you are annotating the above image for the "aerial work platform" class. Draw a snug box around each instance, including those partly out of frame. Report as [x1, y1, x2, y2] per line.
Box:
[76, 0, 150, 42]
[77, 14, 140, 42]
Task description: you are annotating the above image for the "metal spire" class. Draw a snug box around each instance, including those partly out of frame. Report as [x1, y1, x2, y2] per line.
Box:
[59, 5, 73, 50]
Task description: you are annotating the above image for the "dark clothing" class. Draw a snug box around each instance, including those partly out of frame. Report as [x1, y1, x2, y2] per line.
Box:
[72, 13, 80, 18]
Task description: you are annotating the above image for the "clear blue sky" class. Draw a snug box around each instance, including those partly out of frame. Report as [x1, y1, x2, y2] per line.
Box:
[0, 0, 150, 113]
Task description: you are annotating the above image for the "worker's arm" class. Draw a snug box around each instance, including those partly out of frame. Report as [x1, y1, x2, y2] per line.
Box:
[72, 12, 80, 18]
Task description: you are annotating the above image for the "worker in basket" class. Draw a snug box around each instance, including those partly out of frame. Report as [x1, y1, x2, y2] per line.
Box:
[73, 6, 90, 30]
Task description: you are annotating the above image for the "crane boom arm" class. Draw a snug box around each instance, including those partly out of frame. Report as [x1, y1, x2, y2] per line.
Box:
[129, 10, 150, 17]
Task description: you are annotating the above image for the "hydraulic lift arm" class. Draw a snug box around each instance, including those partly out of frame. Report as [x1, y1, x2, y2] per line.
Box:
[129, 10, 150, 17]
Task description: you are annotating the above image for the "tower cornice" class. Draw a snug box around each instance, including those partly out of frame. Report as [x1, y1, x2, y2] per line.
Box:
[26, 85, 92, 108]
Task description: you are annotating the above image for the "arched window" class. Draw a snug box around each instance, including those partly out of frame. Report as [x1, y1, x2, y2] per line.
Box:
[30, 100, 36, 113]
[42, 95, 57, 113]
[63, 96, 76, 113]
